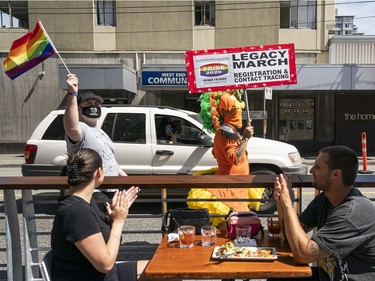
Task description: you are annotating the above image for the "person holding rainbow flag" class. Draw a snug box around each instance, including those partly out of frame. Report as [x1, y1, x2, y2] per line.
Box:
[187, 90, 264, 227]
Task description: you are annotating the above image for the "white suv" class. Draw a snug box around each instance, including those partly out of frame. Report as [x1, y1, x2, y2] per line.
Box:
[22, 105, 307, 212]
[22, 105, 307, 176]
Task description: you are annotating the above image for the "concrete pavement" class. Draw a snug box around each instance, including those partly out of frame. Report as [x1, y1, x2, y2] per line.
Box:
[0, 154, 24, 167]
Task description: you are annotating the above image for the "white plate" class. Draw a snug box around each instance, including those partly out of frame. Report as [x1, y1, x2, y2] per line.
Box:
[211, 246, 277, 261]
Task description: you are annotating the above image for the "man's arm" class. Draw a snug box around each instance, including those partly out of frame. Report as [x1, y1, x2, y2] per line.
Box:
[275, 174, 330, 264]
[275, 174, 312, 236]
[283, 203, 330, 264]
[235, 121, 254, 162]
[116, 161, 127, 176]
[235, 138, 248, 163]
[63, 74, 82, 143]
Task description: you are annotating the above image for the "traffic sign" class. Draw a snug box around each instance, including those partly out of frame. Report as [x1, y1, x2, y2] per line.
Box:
[264, 87, 272, 100]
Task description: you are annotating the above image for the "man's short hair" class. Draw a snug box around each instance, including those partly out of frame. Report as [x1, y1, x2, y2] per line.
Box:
[319, 145, 358, 186]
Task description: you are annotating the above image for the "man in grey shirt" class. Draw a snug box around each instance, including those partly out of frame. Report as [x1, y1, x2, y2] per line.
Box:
[269, 145, 375, 281]
[64, 73, 127, 218]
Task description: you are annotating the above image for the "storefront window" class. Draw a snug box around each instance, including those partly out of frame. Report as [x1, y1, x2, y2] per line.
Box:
[279, 98, 314, 141]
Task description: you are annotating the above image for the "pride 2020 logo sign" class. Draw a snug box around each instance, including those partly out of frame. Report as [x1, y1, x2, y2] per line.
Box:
[199, 63, 229, 77]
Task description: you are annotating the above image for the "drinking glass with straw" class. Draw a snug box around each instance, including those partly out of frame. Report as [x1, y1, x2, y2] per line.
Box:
[173, 218, 195, 248]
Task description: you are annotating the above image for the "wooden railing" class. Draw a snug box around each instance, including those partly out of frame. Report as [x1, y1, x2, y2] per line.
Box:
[1, 174, 375, 281]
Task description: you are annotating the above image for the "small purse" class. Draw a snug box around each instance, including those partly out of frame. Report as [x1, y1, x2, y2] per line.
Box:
[161, 208, 211, 235]
[226, 211, 262, 239]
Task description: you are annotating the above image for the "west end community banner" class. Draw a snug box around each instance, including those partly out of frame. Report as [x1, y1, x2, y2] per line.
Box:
[185, 43, 297, 94]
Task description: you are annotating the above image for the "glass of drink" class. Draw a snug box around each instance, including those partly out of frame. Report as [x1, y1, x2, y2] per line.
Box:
[178, 225, 195, 248]
[235, 225, 252, 246]
[267, 217, 281, 238]
[201, 226, 217, 246]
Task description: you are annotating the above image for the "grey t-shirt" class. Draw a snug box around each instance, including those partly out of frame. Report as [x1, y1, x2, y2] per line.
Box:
[66, 122, 119, 191]
[300, 188, 375, 281]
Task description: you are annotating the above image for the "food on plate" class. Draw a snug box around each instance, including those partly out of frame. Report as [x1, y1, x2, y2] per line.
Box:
[216, 242, 274, 258]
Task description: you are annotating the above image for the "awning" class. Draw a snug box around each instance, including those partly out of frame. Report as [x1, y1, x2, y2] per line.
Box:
[59, 64, 137, 94]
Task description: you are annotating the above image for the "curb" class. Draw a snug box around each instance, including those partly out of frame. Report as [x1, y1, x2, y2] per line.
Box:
[302, 158, 375, 165]
[0, 164, 22, 168]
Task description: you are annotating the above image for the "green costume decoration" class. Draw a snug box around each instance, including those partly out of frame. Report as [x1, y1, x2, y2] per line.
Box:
[198, 90, 244, 134]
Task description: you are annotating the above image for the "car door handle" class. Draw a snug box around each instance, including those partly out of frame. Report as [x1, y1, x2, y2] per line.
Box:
[156, 150, 174, 156]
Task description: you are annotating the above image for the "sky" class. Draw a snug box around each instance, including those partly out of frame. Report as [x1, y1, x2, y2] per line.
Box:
[336, 0, 375, 35]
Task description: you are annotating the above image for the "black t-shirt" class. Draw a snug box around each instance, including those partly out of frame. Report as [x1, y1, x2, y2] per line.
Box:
[51, 195, 112, 281]
[300, 188, 375, 281]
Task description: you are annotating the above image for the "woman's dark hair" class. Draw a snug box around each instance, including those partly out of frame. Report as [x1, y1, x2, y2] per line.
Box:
[319, 145, 358, 186]
[157, 117, 172, 140]
[66, 148, 103, 186]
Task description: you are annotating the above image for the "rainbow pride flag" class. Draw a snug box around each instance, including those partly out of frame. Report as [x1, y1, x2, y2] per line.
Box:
[3, 20, 57, 80]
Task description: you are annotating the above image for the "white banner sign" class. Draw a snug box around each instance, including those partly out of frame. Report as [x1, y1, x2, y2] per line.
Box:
[185, 43, 297, 94]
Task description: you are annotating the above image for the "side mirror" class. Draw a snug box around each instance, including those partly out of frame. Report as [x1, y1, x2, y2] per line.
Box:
[197, 134, 213, 147]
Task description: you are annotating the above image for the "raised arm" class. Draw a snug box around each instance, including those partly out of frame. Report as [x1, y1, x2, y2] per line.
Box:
[63, 74, 82, 143]
[275, 174, 330, 264]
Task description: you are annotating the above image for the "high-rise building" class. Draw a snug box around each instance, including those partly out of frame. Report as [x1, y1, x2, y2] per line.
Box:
[329, 11, 364, 36]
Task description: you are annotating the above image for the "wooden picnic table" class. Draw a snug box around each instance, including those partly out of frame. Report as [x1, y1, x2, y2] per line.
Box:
[145, 230, 312, 280]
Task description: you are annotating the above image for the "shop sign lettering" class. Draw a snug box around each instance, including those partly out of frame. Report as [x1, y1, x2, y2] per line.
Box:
[344, 113, 375, 121]
[141, 71, 187, 86]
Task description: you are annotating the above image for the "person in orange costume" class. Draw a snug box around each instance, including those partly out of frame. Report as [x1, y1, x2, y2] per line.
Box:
[187, 90, 257, 226]
[211, 91, 254, 211]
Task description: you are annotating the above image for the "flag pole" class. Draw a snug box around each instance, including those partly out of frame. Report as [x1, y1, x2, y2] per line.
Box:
[55, 52, 71, 74]
[38, 20, 71, 74]
[243, 87, 252, 123]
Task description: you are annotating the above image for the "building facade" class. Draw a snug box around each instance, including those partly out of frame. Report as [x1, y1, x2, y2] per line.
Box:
[329, 14, 363, 36]
[1, 1, 374, 156]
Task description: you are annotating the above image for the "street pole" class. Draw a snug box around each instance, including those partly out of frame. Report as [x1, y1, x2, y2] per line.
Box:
[263, 88, 266, 138]
[243, 88, 251, 123]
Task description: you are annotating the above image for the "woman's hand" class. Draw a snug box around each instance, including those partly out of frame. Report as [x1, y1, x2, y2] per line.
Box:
[106, 191, 128, 223]
[105, 187, 139, 223]
[124, 186, 139, 209]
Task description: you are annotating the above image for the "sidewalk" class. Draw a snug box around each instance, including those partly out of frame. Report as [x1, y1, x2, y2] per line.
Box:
[0, 154, 24, 167]
[301, 156, 375, 165]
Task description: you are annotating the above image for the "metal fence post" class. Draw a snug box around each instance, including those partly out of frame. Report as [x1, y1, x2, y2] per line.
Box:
[4, 190, 22, 281]
[22, 190, 41, 280]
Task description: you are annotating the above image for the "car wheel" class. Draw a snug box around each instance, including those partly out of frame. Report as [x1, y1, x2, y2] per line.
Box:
[249, 168, 278, 214]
